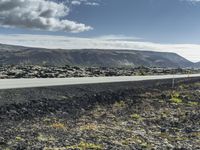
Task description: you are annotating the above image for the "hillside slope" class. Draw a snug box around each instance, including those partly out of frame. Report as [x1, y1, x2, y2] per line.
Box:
[193, 62, 200, 68]
[0, 43, 194, 68]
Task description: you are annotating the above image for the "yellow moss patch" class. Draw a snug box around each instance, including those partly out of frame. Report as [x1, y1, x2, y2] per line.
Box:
[44, 147, 66, 150]
[130, 114, 141, 120]
[170, 97, 182, 104]
[66, 141, 103, 150]
[160, 133, 188, 142]
[91, 105, 107, 118]
[170, 91, 183, 104]
[15, 136, 24, 141]
[120, 135, 152, 149]
[171, 91, 180, 98]
[51, 123, 65, 129]
[37, 134, 55, 142]
[80, 123, 98, 131]
[191, 132, 200, 137]
[188, 101, 199, 106]
[113, 101, 126, 109]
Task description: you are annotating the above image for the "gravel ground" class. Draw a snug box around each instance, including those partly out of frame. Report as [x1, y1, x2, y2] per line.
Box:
[0, 78, 200, 150]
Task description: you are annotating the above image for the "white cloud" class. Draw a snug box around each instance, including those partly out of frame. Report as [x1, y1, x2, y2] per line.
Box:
[0, 0, 92, 33]
[71, 0, 82, 5]
[70, 0, 99, 6]
[181, 0, 200, 3]
[85, 2, 99, 6]
[0, 34, 199, 62]
[185, 0, 200, 2]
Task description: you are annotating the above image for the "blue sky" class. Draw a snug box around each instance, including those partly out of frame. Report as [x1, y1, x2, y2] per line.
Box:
[67, 0, 200, 43]
[0, 0, 200, 62]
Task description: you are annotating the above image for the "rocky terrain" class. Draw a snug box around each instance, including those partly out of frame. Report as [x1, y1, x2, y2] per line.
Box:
[0, 43, 196, 68]
[0, 78, 200, 149]
[0, 65, 199, 79]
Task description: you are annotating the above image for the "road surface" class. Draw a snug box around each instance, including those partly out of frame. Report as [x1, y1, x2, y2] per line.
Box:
[0, 74, 200, 90]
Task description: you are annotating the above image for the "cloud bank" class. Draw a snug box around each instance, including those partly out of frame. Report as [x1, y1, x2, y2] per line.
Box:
[185, 0, 200, 2]
[0, 34, 199, 62]
[182, 0, 200, 3]
[0, 0, 92, 33]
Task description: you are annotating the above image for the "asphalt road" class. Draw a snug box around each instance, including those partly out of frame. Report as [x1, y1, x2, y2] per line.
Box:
[0, 74, 200, 90]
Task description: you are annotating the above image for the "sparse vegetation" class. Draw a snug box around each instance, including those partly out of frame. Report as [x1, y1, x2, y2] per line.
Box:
[130, 114, 141, 120]
[170, 97, 183, 103]
[170, 92, 183, 103]
[51, 122, 65, 129]
[66, 141, 103, 150]
[80, 123, 98, 131]
[0, 79, 200, 149]
[188, 101, 199, 106]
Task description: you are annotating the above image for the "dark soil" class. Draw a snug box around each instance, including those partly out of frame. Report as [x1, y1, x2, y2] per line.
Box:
[0, 78, 200, 150]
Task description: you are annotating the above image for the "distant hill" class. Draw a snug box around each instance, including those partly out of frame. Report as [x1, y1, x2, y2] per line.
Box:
[0, 43, 195, 68]
[193, 62, 200, 68]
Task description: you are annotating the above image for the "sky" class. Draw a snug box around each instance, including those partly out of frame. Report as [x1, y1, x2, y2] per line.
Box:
[0, 0, 200, 62]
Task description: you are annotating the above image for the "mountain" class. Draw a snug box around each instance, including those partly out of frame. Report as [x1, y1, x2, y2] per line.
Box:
[193, 62, 200, 68]
[0, 43, 194, 68]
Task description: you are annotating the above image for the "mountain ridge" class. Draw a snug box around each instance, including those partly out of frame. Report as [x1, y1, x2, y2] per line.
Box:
[194, 62, 200, 68]
[0, 43, 198, 68]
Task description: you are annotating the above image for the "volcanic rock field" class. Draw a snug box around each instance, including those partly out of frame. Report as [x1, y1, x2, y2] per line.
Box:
[0, 78, 200, 150]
